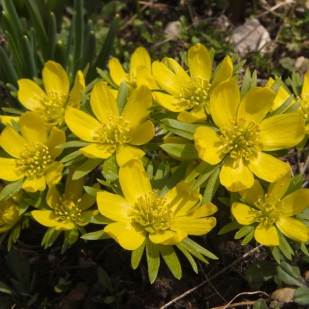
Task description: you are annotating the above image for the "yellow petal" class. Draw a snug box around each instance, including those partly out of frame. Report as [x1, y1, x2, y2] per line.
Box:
[31, 210, 59, 227]
[17, 79, 47, 111]
[22, 175, 46, 192]
[46, 185, 61, 209]
[104, 222, 146, 250]
[90, 82, 119, 121]
[255, 223, 279, 246]
[260, 113, 305, 151]
[171, 217, 216, 236]
[0, 158, 22, 181]
[239, 179, 264, 206]
[45, 126, 65, 159]
[231, 202, 257, 225]
[65, 108, 100, 142]
[237, 87, 274, 123]
[64, 169, 84, 200]
[188, 43, 212, 81]
[42, 60, 69, 95]
[116, 144, 145, 166]
[168, 58, 191, 84]
[220, 157, 254, 192]
[248, 152, 290, 183]
[0, 127, 26, 158]
[19, 112, 47, 143]
[194, 126, 225, 164]
[68, 70, 86, 106]
[119, 159, 152, 205]
[152, 61, 182, 95]
[109, 57, 127, 86]
[130, 121, 155, 145]
[267, 170, 291, 200]
[0, 115, 20, 126]
[135, 66, 158, 89]
[44, 161, 64, 187]
[97, 191, 132, 221]
[80, 143, 112, 159]
[210, 55, 233, 89]
[280, 189, 309, 216]
[149, 230, 178, 244]
[130, 46, 151, 72]
[55, 219, 75, 230]
[193, 202, 218, 217]
[121, 85, 152, 127]
[79, 183, 100, 210]
[276, 217, 309, 243]
[153, 91, 184, 112]
[210, 79, 239, 128]
[177, 105, 207, 123]
[302, 71, 309, 95]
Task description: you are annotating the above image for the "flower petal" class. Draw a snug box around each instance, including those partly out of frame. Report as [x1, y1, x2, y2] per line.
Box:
[0, 158, 22, 181]
[135, 66, 158, 89]
[22, 175, 46, 192]
[130, 121, 155, 145]
[80, 143, 112, 159]
[153, 91, 184, 112]
[65, 108, 100, 142]
[97, 191, 132, 221]
[0, 127, 26, 158]
[45, 161, 64, 187]
[220, 157, 254, 191]
[254, 223, 279, 246]
[46, 185, 61, 209]
[231, 202, 257, 225]
[19, 112, 47, 143]
[45, 126, 65, 159]
[31, 210, 59, 227]
[248, 152, 290, 183]
[188, 43, 212, 81]
[280, 189, 309, 216]
[17, 79, 47, 111]
[130, 46, 152, 72]
[109, 57, 127, 86]
[149, 230, 178, 244]
[210, 56, 233, 89]
[276, 217, 309, 243]
[121, 85, 152, 127]
[302, 71, 309, 95]
[260, 113, 305, 151]
[237, 87, 274, 123]
[194, 126, 225, 164]
[210, 79, 239, 128]
[79, 183, 100, 211]
[42, 61, 69, 95]
[171, 217, 216, 236]
[116, 144, 145, 166]
[267, 170, 291, 200]
[119, 159, 152, 205]
[65, 169, 84, 200]
[104, 221, 146, 250]
[68, 70, 85, 106]
[90, 82, 119, 121]
[239, 179, 264, 206]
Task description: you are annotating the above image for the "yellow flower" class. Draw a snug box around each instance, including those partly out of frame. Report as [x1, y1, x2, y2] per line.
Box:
[31, 169, 99, 230]
[152, 43, 233, 123]
[97, 159, 217, 250]
[109, 46, 158, 91]
[231, 172, 309, 246]
[194, 79, 305, 192]
[0, 187, 24, 234]
[0, 111, 65, 192]
[298, 71, 309, 134]
[17, 60, 85, 127]
[65, 82, 155, 166]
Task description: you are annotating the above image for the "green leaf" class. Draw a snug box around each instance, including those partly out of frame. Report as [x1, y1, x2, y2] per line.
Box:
[278, 230, 294, 260]
[218, 221, 242, 235]
[56, 140, 91, 149]
[185, 161, 211, 183]
[190, 163, 218, 193]
[240, 67, 252, 100]
[153, 161, 170, 190]
[159, 245, 182, 280]
[202, 165, 220, 203]
[73, 158, 102, 180]
[81, 230, 110, 240]
[117, 81, 128, 114]
[0, 178, 24, 201]
[241, 228, 255, 245]
[131, 240, 146, 270]
[266, 94, 295, 118]
[22, 34, 37, 79]
[285, 173, 304, 195]
[276, 261, 308, 287]
[294, 287, 309, 305]
[234, 225, 255, 239]
[0, 46, 19, 86]
[41, 227, 61, 249]
[146, 240, 160, 283]
[160, 118, 198, 140]
[270, 246, 281, 264]
[98, 267, 113, 293]
[60, 150, 84, 163]
[83, 186, 101, 196]
[102, 154, 118, 182]
[0, 281, 12, 295]
[176, 244, 198, 273]
[181, 237, 218, 260]
[160, 143, 198, 159]
[48, 12, 57, 59]
[253, 299, 268, 309]
[245, 261, 277, 283]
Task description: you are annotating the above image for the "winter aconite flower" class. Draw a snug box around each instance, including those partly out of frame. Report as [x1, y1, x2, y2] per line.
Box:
[0, 112, 65, 192]
[97, 159, 217, 250]
[109, 46, 158, 91]
[194, 79, 305, 192]
[298, 71, 309, 134]
[18, 60, 85, 128]
[232, 172, 309, 246]
[31, 169, 99, 231]
[65, 82, 155, 166]
[152, 43, 233, 123]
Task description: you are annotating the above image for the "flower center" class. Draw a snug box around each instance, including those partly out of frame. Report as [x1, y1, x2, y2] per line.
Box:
[36, 90, 68, 126]
[219, 118, 262, 161]
[15, 143, 53, 179]
[93, 115, 132, 152]
[54, 194, 82, 222]
[298, 94, 309, 123]
[253, 193, 283, 227]
[131, 192, 172, 233]
[177, 77, 210, 110]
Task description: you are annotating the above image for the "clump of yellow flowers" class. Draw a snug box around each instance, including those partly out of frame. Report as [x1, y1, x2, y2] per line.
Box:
[1, 43, 309, 283]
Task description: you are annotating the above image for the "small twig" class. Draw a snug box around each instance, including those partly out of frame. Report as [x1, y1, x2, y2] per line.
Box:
[160, 245, 263, 309]
[210, 296, 270, 309]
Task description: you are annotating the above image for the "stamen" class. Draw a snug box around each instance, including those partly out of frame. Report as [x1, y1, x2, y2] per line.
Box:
[54, 194, 82, 222]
